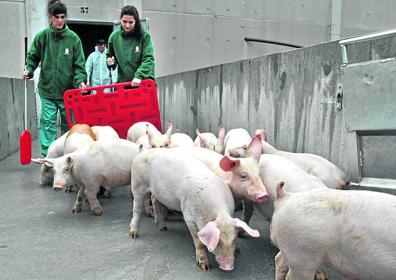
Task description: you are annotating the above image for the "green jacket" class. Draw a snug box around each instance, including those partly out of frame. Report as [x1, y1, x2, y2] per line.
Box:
[107, 28, 155, 83]
[25, 25, 87, 100]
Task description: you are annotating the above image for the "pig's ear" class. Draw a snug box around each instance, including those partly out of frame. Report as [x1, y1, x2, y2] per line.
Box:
[218, 125, 225, 144]
[247, 136, 262, 162]
[66, 156, 74, 172]
[233, 218, 260, 238]
[165, 121, 173, 136]
[195, 128, 201, 136]
[147, 130, 154, 143]
[219, 156, 240, 172]
[198, 221, 220, 252]
[139, 144, 144, 152]
[32, 158, 54, 167]
[276, 181, 286, 200]
[198, 134, 206, 147]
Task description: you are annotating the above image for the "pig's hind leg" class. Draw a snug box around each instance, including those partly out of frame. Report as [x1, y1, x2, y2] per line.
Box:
[129, 184, 150, 238]
[152, 195, 167, 231]
[185, 220, 210, 271]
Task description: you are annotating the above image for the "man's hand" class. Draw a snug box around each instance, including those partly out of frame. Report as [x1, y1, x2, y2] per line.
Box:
[79, 82, 87, 92]
[131, 78, 141, 87]
[106, 56, 115, 66]
[22, 70, 30, 80]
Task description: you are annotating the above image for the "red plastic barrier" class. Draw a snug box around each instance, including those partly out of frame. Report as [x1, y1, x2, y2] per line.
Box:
[63, 80, 162, 139]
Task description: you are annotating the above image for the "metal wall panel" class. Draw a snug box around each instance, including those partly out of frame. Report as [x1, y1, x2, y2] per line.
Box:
[343, 59, 396, 131]
[360, 134, 396, 180]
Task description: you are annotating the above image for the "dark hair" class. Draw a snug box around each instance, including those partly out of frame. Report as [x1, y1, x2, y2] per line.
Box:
[96, 39, 106, 46]
[120, 5, 143, 38]
[48, 1, 67, 16]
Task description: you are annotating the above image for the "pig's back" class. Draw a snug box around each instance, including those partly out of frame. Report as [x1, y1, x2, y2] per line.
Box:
[272, 189, 396, 279]
[259, 154, 326, 195]
[146, 149, 233, 212]
[278, 151, 347, 189]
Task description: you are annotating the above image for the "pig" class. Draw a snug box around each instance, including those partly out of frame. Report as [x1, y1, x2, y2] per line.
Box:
[249, 154, 327, 222]
[128, 148, 260, 271]
[254, 156, 333, 280]
[136, 121, 173, 150]
[169, 132, 194, 148]
[63, 124, 97, 192]
[194, 125, 226, 154]
[174, 136, 269, 204]
[224, 128, 252, 158]
[38, 124, 96, 187]
[271, 182, 396, 280]
[255, 129, 348, 189]
[38, 132, 68, 186]
[91, 125, 119, 141]
[127, 121, 160, 143]
[32, 139, 140, 215]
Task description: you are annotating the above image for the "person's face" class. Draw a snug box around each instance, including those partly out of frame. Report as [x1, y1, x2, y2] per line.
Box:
[121, 15, 136, 33]
[50, 13, 66, 30]
[97, 44, 106, 53]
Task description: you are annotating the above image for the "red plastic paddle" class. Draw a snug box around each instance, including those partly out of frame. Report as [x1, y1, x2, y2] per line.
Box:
[20, 78, 32, 165]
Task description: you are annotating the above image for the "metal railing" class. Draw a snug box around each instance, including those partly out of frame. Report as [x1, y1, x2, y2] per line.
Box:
[244, 37, 303, 48]
[339, 28, 396, 66]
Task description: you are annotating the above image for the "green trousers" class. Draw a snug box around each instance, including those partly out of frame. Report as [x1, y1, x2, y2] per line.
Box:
[39, 96, 69, 156]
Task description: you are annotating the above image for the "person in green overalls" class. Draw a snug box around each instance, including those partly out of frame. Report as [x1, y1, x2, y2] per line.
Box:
[106, 5, 156, 87]
[23, 0, 87, 156]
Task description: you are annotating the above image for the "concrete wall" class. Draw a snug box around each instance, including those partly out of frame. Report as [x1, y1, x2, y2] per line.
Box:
[0, 78, 37, 161]
[144, 0, 396, 77]
[156, 35, 396, 174]
[1, 0, 396, 79]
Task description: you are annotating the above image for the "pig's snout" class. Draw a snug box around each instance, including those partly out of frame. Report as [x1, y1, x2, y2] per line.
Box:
[255, 193, 269, 203]
[52, 183, 65, 192]
[217, 257, 234, 271]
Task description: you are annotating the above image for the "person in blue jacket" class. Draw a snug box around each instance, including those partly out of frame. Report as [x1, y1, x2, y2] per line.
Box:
[86, 39, 117, 92]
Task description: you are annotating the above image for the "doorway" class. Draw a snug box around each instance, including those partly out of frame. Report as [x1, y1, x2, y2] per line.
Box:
[67, 22, 114, 59]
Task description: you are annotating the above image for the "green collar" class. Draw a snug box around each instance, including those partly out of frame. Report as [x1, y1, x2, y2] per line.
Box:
[50, 24, 68, 38]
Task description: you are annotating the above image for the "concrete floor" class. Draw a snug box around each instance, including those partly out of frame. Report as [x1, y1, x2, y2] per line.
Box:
[0, 139, 281, 280]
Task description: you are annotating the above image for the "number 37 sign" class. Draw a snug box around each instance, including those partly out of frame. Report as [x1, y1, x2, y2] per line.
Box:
[80, 7, 89, 14]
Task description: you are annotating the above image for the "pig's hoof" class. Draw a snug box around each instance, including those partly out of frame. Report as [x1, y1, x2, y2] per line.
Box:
[103, 191, 111, 199]
[92, 207, 103, 216]
[235, 244, 240, 255]
[72, 207, 81, 213]
[160, 226, 168, 231]
[65, 186, 74, 193]
[198, 260, 209, 271]
[129, 229, 138, 239]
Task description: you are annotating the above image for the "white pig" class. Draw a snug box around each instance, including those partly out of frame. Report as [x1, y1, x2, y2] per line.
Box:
[271, 183, 396, 280]
[256, 129, 348, 189]
[91, 125, 119, 141]
[129, 148, 260, 271]
[63, 124, 97, 192]
[127, 121, 159, 142]
[38, 132, 68, 186]
[224, 128, 252, 158]
[253, 154, 327, 221]
[169, 132, 194, 148]
[32, 139, 139, 215]
[38, 124, 96, 187]
[174, 137, 269, 204]
[255, 156, 334, 280]
[136, 121, 173, 150]
[194, 125, 226, 154]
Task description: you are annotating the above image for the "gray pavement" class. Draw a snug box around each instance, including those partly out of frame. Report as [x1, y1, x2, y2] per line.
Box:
[0, 138, 280, 280]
